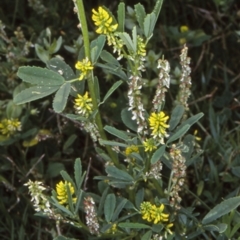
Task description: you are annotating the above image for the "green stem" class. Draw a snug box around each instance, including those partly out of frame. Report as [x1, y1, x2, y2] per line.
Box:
[74, 0, 119, 167]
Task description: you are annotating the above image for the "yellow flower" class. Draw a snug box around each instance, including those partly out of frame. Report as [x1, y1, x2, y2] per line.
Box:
[74, 92, 93, 117]
[137, 36, 146, 57]
[143, 138, 157, 152]
[92, 6, 118, 34]
[56, 181, 76, 205]
[140, 201, 153, 222]
[149, 112, 169, 139]
[194, 129, 201, 141]
[180, 25, 189, 33]
[125, 145, 139, 156]
[0, 118, 21, 136]
[75, 58, 93, 80]
[150, 204, 169, 224]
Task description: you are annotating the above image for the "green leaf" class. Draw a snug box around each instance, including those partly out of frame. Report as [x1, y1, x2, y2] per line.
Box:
[63, 134, 77, 151]
[203, 224, 227, 233]
[104, 125, 129, 141]
[177, 112, 204, 131]
[51, 197, 74, 217]
[151, 145, 166, 164]
[100, 50, 120, 66]
[99, 140, 127, 147]
[144, 13, 156, 39]
[53, 82, 71, 113]
[167, 124, 190, 144]
[169, 105, 185, 131]
[74, 158, 82, 189]
[104, 194, 116, 222]
[121, 108, 138, 132]
[100, 80, 123, 105]
[60, 170, 76, 192]
[35, 44, 49, 63]
[117, 2, 125, 32]
[106, 166, 133, 182]
[90, 35, 106, 63]
[6, 100, 23, 118]
[132, 27, 137, 53]
[46, 163, 65, 178]
[49, 36, 62, 54]
[153, 0, 164, 25]
[47, 58, 75, 80]
[97, 187, 109, 216]
[13, 85, 59, 105]
[134, 3, 146, 31]
[118, 32, 135, 53]
[202, 196, 240, 224]
[112, 198, 128, 221]
[96, 63, 128, 81]
[66, 184, 74, 213]
[135, 188, 144, 209]
[141, 230, 152, 240]
[17, 66, 65, 86]
[119, 222, 151, 229]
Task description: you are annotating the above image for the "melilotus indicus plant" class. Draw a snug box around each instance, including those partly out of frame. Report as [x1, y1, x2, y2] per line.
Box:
[13, 0, 240, 240]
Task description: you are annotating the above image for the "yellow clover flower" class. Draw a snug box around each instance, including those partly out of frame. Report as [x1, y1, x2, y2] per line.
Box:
[150, 204, 169, 224]
[75, 58, 93, 80]
[0, 118, 21, 137]
[92, 6, 118, 35]
[140, 201, 153, 222]
[180, 25, 189, 33]
[143, 138, 157, 152]
[149, 112, 169, 139]
[56, 181, 76, 205]
[140, 202, 170, 224]
[74, 92, 93, 117]
[125, 145, 139, 156]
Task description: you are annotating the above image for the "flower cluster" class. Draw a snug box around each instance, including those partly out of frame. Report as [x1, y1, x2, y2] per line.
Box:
[74, 92, 93, 117]
[0, 118, 21, 137]
[140, 201, 170, 225]
[84, 196, 100, 235]
[24, 180, 53, 215]
[143, 138, 157, 152]
[92, 7, 118, 35]
[169, 145, 186, 210]
[179, 25, 189, 45]
[149, 111, 169, 142]
[177, 45, 191, 113]
[152, 59, 170, 110]
[56, 181, 76, 205]
[75, 58, 93, 80]
[125, 145, 139, 156]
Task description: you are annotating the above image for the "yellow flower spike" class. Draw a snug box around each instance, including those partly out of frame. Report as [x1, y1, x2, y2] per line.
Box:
[150, 204, 169, 224]
[75, 58, 93, 80]
[149, 111, 169, 139]
[0, 118, 21, 137]
[74, 92, 93, 117]
[56, 181, 76, 205]
[143, 138, 157, 152]
[140, 201, 153, 222]
[92, 6, 118, 35]
[125, 145, 139, 157]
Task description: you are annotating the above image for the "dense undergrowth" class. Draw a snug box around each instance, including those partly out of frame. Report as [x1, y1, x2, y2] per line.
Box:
[0, 0, 240, 239]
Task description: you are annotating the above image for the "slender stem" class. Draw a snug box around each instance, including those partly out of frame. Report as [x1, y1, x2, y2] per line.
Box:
[74, 0, 119, 167]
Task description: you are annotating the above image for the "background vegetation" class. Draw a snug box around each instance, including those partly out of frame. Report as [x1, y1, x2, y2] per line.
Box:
[0, 0, 240, 239]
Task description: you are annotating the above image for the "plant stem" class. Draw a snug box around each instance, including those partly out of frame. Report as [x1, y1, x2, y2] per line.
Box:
[74, 0, 119, 167]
